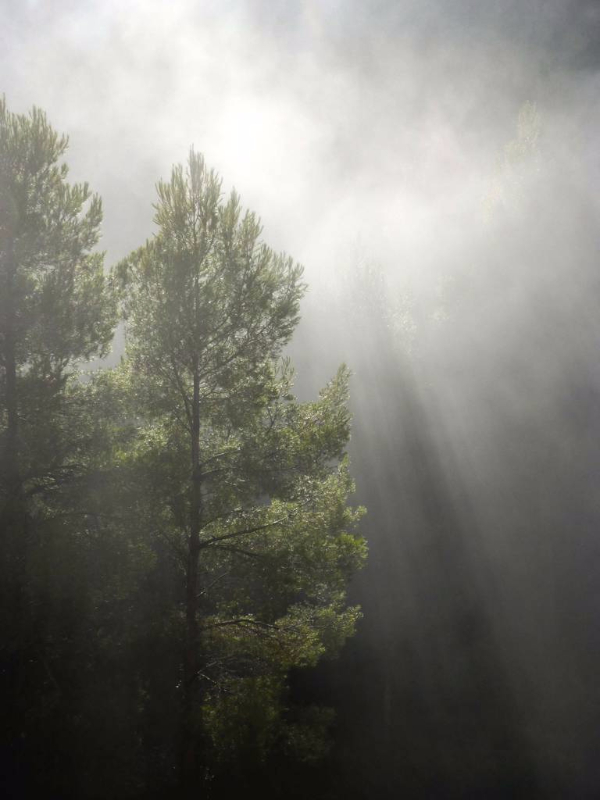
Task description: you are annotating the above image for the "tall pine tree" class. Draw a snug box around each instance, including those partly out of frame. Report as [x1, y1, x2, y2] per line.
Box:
[116, 151, 366, 794]
[0, 99, 117, 796]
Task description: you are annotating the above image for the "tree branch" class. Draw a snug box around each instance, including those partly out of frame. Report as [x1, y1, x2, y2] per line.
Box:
[198, 515, 290, 550]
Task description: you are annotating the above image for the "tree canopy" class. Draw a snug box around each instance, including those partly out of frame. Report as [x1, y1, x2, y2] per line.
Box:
[0, 106, 366, 799]
[115, 150, 366, 792]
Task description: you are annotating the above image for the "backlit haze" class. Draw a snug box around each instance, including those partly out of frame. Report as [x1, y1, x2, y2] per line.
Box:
[4, 1, 600, 795]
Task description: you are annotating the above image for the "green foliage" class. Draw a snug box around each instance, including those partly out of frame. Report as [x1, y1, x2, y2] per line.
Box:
[203, 676, 336, 768]
[115, 150, 303, 411]
[115, 150, 366, 783]
[0, 101, 131, 798]
[0, 108, 365, 796]
[0, 97, 115, 378]
[0, 97, 117, 514]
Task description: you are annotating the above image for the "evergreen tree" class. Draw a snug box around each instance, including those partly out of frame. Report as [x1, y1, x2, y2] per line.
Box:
[0, 99, 117, 796]
[0, 97, 115, 529]
[0, 97, 114, 494]
[115, 151, 366, 794]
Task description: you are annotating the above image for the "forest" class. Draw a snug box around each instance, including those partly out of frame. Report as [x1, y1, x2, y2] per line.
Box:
[0, 100, 368, 798]
[3, 1, 600, 798]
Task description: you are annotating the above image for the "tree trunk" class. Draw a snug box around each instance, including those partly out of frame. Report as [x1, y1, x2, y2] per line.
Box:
[181, 364, 203, 794]
[1, 234, 20, 528]
[0, 232, 30, 764]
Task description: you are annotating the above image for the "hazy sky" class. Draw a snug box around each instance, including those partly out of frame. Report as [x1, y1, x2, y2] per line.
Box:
[4, 0, 598, 289]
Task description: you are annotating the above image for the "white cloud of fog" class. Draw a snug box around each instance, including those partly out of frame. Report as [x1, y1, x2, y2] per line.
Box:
[6, 0, 588, 279]
[4, 0, 600, 474]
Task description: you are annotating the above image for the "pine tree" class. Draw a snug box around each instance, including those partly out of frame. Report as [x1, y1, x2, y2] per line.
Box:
[116, 151, 366, 793]
[0, 99, 117, 796]
[0, 97, 114, 521]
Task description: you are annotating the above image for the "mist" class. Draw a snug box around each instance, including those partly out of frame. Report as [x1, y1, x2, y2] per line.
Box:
[4, 0, 600, 797]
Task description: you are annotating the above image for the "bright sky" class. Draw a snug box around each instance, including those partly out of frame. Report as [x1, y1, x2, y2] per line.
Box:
[2, 0, 597, 289]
